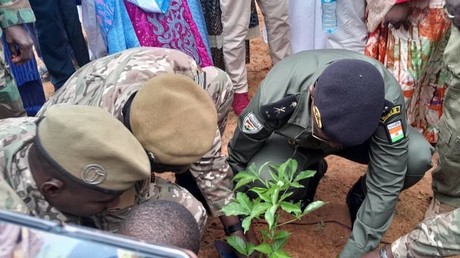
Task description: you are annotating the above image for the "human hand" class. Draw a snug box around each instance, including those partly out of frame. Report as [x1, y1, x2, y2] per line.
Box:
[445, 0, 460, 29]
[384, 3, 411, 30]
[3, 25, 34, 64]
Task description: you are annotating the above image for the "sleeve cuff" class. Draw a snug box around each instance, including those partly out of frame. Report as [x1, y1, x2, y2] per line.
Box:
[340, 240, 366, 258]
[0, 8, 35, 28]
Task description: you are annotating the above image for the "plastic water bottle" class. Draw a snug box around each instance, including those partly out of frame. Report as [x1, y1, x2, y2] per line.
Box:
[321, 0, 337, 34]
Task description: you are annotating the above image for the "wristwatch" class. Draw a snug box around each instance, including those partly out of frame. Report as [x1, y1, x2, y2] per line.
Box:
[224, 222, 244, 236]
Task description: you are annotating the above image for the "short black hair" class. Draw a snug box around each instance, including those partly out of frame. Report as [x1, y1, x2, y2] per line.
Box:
[118, 200, 200, 254]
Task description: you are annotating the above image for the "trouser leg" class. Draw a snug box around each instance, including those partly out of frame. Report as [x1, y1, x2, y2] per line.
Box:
[29, 0, 75, 89]
[0, 44, 25, 119]
[432, 26, 460, 208]
[257, 0, 291, 64]
[58, 0, 90, 67]
[219, 0, 251, 93]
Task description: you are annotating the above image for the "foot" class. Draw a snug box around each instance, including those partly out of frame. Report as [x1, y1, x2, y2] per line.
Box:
[424, 197, 457, 219]
[232, 93, 249, 116]
[346, 176, 366, 228]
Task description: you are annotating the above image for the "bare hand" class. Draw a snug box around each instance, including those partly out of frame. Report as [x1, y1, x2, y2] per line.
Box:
[3, 25, 34, 64]
[384, 3, 411, 30]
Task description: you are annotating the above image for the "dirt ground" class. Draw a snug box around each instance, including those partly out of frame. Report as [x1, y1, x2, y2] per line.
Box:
[196, 36, 439, 258]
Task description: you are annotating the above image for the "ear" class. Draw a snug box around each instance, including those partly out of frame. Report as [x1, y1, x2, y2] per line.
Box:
[40, 179, 64, 197]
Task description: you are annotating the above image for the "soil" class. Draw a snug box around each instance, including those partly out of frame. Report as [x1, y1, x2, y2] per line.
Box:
[196, 36, 438, 258]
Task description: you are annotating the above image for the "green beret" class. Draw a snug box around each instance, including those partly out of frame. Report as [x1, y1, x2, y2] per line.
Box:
[36, 104, 151, 193]
[130, 74, 218, 165]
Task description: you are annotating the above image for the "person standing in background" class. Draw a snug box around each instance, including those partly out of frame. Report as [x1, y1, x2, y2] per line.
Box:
[220, 0, 292, 116]
[0, 0, 35, 119]
[28, 0, 90, 89]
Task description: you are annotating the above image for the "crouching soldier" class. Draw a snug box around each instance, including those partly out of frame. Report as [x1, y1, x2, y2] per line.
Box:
[227, 49, 434, 257]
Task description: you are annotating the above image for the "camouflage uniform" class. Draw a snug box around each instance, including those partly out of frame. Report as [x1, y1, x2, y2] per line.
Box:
[391, 208, 460, 257]
[0, 0, 35, 119]
[0, 117, 208, 235]
[37, 47, 235, 218]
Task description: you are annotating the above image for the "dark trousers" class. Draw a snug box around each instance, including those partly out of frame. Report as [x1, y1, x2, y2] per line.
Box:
[29, 0, 89, 89]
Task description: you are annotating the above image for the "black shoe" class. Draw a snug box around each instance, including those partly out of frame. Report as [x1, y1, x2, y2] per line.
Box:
[301, 159, 328, 210]
[175, 170, 211, 213]
[346, 176, 366, 228]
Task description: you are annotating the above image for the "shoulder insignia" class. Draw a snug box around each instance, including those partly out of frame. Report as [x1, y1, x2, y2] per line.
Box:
[380, 104, 401, 124]
[385, 120, 405, 144]
[242, 112, 263, 134]
[260, 95, 297, 122]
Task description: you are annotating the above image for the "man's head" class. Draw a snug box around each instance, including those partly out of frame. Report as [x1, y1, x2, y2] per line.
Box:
[311, 59, 385, 147]
[125, 74, 218, 172]
[29, 104, 150, 217]
[118, 200, 201, 254]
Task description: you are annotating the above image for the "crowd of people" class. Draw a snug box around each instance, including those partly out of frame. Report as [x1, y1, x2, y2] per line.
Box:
[0, 0, 459, 257]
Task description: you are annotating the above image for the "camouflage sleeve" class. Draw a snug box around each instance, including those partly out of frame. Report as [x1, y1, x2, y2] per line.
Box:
[0, 177, 29, 213]
[0, 0, 35, 28]
[391, 208, 460, 257]
[189, 67, 235, 217]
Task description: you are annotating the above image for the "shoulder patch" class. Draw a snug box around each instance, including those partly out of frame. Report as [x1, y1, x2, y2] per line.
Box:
[380, 105, 401, 123]
[385, 120, 405, 144]
[242, 112, 263, 134]
[260, 95, 297, 122]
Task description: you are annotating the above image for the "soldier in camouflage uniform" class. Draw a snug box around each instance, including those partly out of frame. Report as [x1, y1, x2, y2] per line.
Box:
[0, 105, 208, 235]
[37, 47, 255, 242]
[0, 0, 35, 119]
[362, 2, 460, 257]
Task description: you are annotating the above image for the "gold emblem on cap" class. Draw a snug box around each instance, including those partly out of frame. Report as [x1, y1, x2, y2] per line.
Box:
[81, 164, 107, 185]
[312, 105, 322, 129]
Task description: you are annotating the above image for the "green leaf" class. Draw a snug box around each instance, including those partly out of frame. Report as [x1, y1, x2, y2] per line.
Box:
[293, 170, 316, 183]
[289, 182, 305, 189]
[280, 201, 302, 214]
[250, 187, 268, 200]
[279, 192, 293, 202]
[250, 202, 271, 218]
[271, 187, 280, 205]
[260, 229, 270, 239]
[273, 230, 291, 240]
[302, 200, 327, 215]
[236, 192, 253, 212]
[241, 216, 253, 234]
[270, 249, 291, 258]
[234, 174, 258, 191]
[253, 243, 273, 254]
[265, 205, 278, 230]
[220, 202, 251, 216]
[226, 235, 248, 256]
[277, 160, 288, 181]
[272, 237, 289, 252]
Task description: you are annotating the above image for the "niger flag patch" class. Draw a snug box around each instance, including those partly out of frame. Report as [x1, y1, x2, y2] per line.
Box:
[386, 120, 405, 144]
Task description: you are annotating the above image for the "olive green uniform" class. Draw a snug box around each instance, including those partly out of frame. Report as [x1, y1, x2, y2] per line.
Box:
[227, 49, 434, 257]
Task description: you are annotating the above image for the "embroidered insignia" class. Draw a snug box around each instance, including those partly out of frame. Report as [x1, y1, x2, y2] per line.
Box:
[312, 105, 322, 129]
[380, 105, 401, 123]
[386, 120, 405, 144]
[274, 106, 286, 115]
[242, 112, 263, 134]
[81, 164, 107, 185]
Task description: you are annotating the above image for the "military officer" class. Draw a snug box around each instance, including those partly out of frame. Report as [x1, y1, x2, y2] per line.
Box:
[37, 47, 256, 243]
[0, 104, 207, 233]
[227, 49, 434, 257]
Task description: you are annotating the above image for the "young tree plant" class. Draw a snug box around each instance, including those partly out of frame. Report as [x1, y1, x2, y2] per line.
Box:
[221, 158, 326, 258]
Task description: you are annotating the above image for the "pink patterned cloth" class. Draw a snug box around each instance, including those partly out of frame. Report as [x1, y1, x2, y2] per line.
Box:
[124, 0, 213, 67]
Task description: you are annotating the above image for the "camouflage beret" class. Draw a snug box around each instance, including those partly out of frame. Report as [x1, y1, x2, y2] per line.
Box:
[314, 59, 385, 147]
[130, 74, 218, 165]
[36, 104, 151, 193]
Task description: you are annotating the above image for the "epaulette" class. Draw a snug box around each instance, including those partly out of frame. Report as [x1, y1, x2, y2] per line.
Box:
[260, 95, 297, 122]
